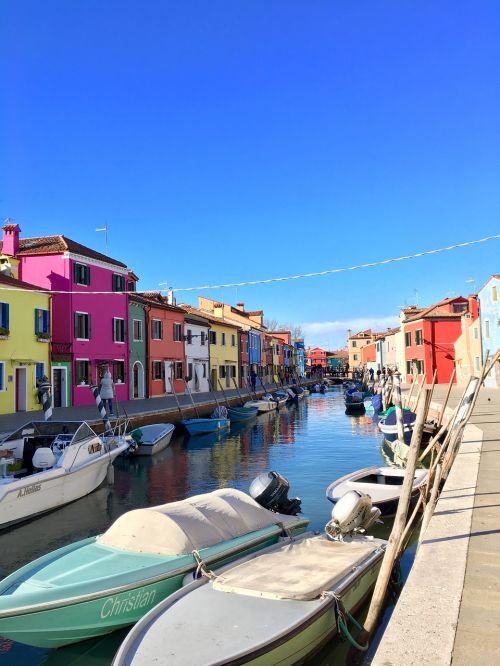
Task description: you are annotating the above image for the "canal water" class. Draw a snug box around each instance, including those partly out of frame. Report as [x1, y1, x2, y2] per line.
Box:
[0, 388, 417, 665]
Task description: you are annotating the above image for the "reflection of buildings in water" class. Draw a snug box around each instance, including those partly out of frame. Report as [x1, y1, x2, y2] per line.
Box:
[210, 434, 261, 488]
[349, 415, 380, 438]
[147, 445, 189, 505]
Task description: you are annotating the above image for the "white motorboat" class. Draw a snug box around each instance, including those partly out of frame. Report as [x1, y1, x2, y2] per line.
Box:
[326, 465, 428, 515]
[113, 491, 386, 666]
[0, 421, 132, 529]
[129, 423, 175, 456]
[243, 395, 278, 412]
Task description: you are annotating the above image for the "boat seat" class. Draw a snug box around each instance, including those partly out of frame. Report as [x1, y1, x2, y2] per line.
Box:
[213, 536, 380, 601]
[97, 488, 298, 556]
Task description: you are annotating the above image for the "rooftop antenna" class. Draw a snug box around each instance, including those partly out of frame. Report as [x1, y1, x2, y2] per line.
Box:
[413, 289, 420, 307]
[95, 223, 109, 253]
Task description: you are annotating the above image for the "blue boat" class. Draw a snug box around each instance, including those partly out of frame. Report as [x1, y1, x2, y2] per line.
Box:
[227, 406, 259, 421]
[181, 417, 230, 435]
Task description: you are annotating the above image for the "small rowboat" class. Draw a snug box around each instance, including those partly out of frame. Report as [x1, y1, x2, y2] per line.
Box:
[130, 424, 175, 456]
[326, 465, 428, 515]
[181, 417, 230, 435]
[243, 396, 277, 412]
[227, 406, 258, 421]
[378, 408, 416, 444]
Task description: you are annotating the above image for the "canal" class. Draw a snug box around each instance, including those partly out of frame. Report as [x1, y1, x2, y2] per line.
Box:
[0, 388, 417, 665]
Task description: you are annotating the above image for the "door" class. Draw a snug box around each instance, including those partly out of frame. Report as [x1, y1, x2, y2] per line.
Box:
[164, 361, 173, 393]
[133, 362, 144, 399]
[52, 367, 67, 408]
[15, 367, 28, 412]
[226, 365, 231, 388]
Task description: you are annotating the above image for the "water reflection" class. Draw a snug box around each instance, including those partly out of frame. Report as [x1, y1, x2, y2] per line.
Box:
[0, 389, 403, 666]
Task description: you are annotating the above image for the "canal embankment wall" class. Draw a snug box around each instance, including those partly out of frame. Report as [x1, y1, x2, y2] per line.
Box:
[372, 386, 500, 666]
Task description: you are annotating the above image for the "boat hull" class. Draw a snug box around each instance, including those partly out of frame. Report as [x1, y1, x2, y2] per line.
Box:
[181, 418, 230, 435]
[227, 407, 258, 422]
[243, 401, 277, 413]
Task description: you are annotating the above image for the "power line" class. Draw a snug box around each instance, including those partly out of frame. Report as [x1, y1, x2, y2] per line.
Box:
[0, 232, 498, 295]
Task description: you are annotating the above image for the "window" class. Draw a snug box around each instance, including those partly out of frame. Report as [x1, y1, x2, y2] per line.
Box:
[34, 308, 50, 336]
[230, 365, 236, 378]
[221, 332, 226, 346]
[209, 331, 216, 345]
[0, 362, 4, 390]
[186, 329, 192, 344]
[202, 363, 207, 378]
[492, 286, 498, 302]
[113, 318, 126, 343]
[152, 361, 164, 380]
[112, 274, 126, 292]
[128, 280, 136, 292]
[484, 320, 490, 339]
[414, 359, 425, 374]
[175, 362, 183, 379]
[113, 361, 125, 383]
[0, 302, 9, 332]
[75, 360, 90, 385]
[35, 362, 45, 386]
[474, 326, 478, 340]
[231, 334, 236, 347]
[406, 360, 412, 375]
[415, 329, 423, 346]
[173, 323, 182, 342]
[405, 331, 412, 347]
[352, 341, 357, 347]
[452, 302, 467, 313]
[187, 362, 193, 380]
[133, 319, 143, 341]
[353, 354, 358, 361]
[200, 331, 206, 346]
[219, 365, 226, 378]
[152, 319, 163, 340]
[73, 263, 90, 285]
[74, 312, 91, 339]
[474, 356, 481, 371]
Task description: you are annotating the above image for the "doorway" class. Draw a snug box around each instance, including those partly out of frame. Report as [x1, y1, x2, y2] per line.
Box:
[133, 362, 145, 399]
[15, 367, 28, 412]
[52, 367, 68, 408]
[164, 361, 173, 393]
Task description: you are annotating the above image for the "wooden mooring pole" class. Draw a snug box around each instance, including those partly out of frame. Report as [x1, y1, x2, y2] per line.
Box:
[393, 372, 405, 444]
[362, 388, 429, 639]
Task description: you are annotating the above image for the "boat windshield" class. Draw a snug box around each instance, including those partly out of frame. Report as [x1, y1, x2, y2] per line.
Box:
[73, 422, 97, 444]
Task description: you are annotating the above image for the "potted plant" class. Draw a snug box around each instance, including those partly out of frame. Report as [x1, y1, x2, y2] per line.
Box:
[36, 331, 51, 342]
[0, 326, 9, 339]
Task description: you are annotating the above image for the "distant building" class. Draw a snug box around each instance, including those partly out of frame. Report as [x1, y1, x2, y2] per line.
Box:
[454, 296, 481, 385]
[179, 305, 211, 393]
[478, 276, 500, 387]
[375, 327, 400, 371]
[347, 330, 373, 369]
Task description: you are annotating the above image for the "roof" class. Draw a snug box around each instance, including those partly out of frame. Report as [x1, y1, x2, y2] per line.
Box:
[183, 305, 241, 329]
[0, 235, 127, 268]
[0, 272, 49, 292]
[178, 304, 212, 326]
[404, 296, 468, 322]
[478, 274, 500, 293]
[350, 329, 372, 339]
[131, 291, 186, 314]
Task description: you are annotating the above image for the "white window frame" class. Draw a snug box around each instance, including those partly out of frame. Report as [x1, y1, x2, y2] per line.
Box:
[75, 358, 91, 386]
[152, 319, 163, 340]
[75, 311, 90, 341]
[113, 317, 126, 343]
[173, 322, 182, 342]
[133, 319, 143, 342]
[484, 320, 490, 339]
[152, 360, 163, 380]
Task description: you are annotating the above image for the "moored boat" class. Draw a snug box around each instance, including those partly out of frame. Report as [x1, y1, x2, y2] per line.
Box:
[243, 394, 278, 412]
[0, 421, 132, 530]
[112, 491, 386, 666]
[326, 465, 428, 515]
[227, 405, 259, 421]
[378, 407, 416, 444]
[0, 480, 309, 648]
[130, 424, 175, 456]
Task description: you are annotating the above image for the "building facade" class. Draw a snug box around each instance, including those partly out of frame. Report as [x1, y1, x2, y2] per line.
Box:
[454, 298, 482, 385]
[478, 276, 500, 387]
[128, 294, 148, 399]
[181, 306, 211, 393]
[347, 330, 373, 370]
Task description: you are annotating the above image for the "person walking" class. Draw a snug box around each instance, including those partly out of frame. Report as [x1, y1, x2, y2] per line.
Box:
[250, 369, 257, 392]
[100, 370, 115, 416]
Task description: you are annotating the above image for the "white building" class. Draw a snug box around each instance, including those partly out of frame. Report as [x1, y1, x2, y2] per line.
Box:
[181, 306, 211, 393]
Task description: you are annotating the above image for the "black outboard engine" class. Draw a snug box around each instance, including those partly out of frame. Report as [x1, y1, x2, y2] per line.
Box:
[249, 471, 302, 515]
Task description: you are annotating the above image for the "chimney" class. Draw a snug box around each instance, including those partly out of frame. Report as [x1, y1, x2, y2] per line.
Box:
[2, 222, 21, 257]
[468, 295, 479, 320]
[236, 302, 245, 311]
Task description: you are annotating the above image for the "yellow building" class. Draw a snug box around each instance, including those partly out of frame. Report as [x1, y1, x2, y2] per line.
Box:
[347, 329, 373, 370]
[0, 273, 51, 414]
[454, 311, 482, 385]
[189, 306, 240, 390]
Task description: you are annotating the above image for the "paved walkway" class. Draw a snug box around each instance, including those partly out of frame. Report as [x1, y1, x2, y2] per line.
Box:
[372, 384, 500, 665]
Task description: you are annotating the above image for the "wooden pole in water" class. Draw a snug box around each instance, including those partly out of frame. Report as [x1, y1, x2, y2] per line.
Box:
[363, 388, 429, 638]
[404, 371, 416, 410]
[437, 368, 456, 428]
[184, 379, 201, 419]
[170, 381, 185, 422]
[393, 372, 405, 444]
[232, 377, 245, 405]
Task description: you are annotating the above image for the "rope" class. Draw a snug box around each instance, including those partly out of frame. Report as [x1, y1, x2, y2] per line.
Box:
[192, 550, 218, 581]
[321, 591, 369, 652]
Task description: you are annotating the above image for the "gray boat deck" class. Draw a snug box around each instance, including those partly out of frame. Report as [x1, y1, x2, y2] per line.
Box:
[372, 384, 500, 666]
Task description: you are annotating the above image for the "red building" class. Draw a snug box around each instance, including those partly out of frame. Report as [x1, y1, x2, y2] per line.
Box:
[140, 292, 187, 396]
[306, 346, 328, 368]
[402, 296, 474, 384]
[361, 341, 377, 365]
[239, 330, 249, 388]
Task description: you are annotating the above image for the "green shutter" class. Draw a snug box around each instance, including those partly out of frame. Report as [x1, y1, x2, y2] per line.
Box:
[88, 314, 91, 339]
[73, 264, 78, 283]
[34, 308, 40, 335]
[74, 312, 79, 338]
[85, 265, 90, 285]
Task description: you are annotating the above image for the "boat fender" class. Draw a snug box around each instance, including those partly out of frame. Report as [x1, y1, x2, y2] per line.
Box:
[106, 463, 115, 485]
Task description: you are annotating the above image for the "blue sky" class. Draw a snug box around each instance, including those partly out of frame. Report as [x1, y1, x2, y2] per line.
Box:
[1, 1, 499, 348]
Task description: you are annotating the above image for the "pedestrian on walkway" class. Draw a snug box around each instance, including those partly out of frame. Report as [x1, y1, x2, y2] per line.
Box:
[250, 369, 257, 392]
[100, 370, 115, 416]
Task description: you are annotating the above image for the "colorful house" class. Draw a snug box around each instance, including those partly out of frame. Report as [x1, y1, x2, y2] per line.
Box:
[478, 276, 500, 387]
[375, 327, 400, 372]
[1, 224, 130, 406]
[306, 346, 328, 369]
[0, 272, 51, 413]
[454, 297, 481, 385]
[180, 305, 211, 393]
[140, 292, 186, 396]
[128, 291, 148, 399]
[401, 296, 472, 384]
[193, 304, 240, 390]
[293, 339, 306, 377]
[347, 330, 373, 370]
[360, 340, 377, 372]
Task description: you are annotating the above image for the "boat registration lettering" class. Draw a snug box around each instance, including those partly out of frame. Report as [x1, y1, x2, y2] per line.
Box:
[88, 442, 102, 454]
[17, 483, 41, 498]
[100, 587, 157, 619]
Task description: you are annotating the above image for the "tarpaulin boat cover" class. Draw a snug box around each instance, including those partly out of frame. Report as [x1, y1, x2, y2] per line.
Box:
[383, 408, 416, 425]
[97, 489, 297, 556]
[213, 536, 379, 601]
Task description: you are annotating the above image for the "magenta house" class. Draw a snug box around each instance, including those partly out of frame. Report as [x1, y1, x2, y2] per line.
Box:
[1, 224, 130, 407]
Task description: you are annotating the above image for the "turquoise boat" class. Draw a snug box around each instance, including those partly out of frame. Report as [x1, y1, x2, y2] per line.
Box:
[227, 406, 258, 421]
[0, 488, 308, 648]
[180, 417, 230, 435]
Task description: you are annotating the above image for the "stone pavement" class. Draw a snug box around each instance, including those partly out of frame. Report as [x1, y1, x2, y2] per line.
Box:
[372, 384, 500, 666]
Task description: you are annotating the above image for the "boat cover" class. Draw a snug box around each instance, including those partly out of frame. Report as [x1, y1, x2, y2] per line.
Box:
[212, 536, 379, 601]
[383, 408, 416, 425]
[97, 489, 297, 556]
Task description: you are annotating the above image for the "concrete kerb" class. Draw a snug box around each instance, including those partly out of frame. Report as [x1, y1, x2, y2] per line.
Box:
[372, 422, 484, 665]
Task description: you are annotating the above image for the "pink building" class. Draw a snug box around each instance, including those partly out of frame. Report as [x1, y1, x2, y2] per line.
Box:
[0, 224, 130, 406]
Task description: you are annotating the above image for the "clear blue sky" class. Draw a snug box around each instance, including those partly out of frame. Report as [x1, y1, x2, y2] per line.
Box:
[1, 1, 499, 348]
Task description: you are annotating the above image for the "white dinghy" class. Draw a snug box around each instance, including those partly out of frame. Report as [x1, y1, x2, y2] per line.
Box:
[0, 421, 132, 529]
[113, 491, 386, 666]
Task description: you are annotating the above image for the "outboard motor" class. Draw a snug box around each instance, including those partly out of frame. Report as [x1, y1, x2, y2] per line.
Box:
[249, 471, 302, 515]
[326, 490, 381, 540]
